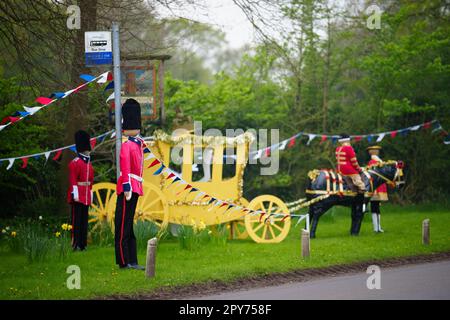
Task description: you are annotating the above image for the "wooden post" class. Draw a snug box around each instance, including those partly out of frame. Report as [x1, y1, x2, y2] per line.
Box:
[422, 219, 430, 245]
[301, 229, 310, 258]
[145, 237, 157, 278]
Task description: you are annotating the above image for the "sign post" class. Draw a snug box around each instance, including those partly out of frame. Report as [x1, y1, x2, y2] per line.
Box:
[112, 22, 122, 180]
[84, 31, 113, 65]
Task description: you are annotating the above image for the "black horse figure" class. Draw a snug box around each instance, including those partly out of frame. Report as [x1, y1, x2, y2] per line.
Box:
[306, 160, 405, 238]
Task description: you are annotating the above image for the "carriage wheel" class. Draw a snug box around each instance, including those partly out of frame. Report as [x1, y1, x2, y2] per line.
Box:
[245, 195, 291, 243]
[135, 182, 169, 232]
[228, 197, 249, 240]
[89, 182, 117, 232]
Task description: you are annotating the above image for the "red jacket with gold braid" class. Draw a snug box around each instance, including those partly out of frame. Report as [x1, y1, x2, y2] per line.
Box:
[368, 155, 388, 194]
[67, 154, 94, 205]
[116, 136, 145, 196]
[335, 145, 362, 175]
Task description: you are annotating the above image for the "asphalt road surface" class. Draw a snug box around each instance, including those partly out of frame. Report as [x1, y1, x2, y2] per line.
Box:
[192, 260, 450, 300]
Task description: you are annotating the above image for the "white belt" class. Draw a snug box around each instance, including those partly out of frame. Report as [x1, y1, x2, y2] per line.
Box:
[129, 174, 143, 182]
[77, 182, 91, 186]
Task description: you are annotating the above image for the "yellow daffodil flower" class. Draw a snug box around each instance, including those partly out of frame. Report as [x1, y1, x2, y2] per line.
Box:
[11, 231, 17, 238]
[55, 232, 61, 238]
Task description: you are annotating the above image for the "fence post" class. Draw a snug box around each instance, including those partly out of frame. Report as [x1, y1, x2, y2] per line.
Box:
[145, 237, 158, 278]
[301, 229, 310, 258]
[422, 219, 430, 245]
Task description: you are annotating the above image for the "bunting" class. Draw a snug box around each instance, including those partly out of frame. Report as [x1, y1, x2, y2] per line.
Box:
[0, 71, 112, 133]
[0, 130, 114, 170]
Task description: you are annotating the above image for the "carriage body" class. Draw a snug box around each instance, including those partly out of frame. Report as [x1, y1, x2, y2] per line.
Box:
[90, 131, 291, 243]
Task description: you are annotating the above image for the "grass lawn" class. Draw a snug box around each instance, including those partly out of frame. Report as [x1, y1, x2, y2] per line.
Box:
[1, 203, 449, 299]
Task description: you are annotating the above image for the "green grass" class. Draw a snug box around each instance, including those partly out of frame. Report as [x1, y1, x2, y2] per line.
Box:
[1, 204, 449, 299]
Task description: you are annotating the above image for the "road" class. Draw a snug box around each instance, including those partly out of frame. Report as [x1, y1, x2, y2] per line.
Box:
[192, 260, 450, 300]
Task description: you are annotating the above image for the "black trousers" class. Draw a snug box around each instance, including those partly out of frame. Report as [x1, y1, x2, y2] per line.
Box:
[71, 202, 89, 250]
[371, 201, 381, 214]
[115, 193, 139, 267]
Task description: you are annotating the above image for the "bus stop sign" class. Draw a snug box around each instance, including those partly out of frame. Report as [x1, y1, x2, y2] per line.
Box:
[85, 31, 113, 66]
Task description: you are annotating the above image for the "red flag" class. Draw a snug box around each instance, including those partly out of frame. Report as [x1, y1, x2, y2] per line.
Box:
[265, 147, 271, 157]
[8, 116, 20, 123]
[148, 159, 160, 168]
[423, 121, 432, 129]
[353, 136, 362, 142]
[52, 150, 62, 161]
[390, 131, 398, 138]
[21, 157, 29, 169]
[288, 136, 296, 148]
[320, 135, 327, 143]
[202, 194, 210, 200]
[107, 72, 113, 81]
[1, 117, 9, 124]
[184, 184, 192, 190]
[220, 202, 228, 208]
[166, 173, 175, 180]
[35, 97, 53, 105]
[90, 138, 97, 150]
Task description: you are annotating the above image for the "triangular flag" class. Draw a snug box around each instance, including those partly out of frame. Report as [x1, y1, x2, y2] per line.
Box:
[111, 131, 116, 138]
[24, 106, 42, 115]
[90, 138, 97, 149]
[279, 140, 288, 150]
[353, 136, 362, 142]
[6, 159, 14, 170]
[189, 187, 198, 193]
[44, 152, 51, 161]
[367, 135, 373, 143]
[35, 97, 53, 105]
[80, 74, 96, 82]
[423, 121, 432, 129]
[376, 133, 385, 142]
[106, 92, 115, 103]
[51, 92, 65, 99]
[97, 72, 110, 84]
[52, 150, 62, 161]
[14, 111, 30, 117]
[153, 164, 165, 175]
[410, 125, 421, 131]
[265, 147, 271, 157]
[69, 146, 77, 153]
[63, 89, 76, 98]
[171, 177, 181, 185]
[166, 173, 175, 180]
[21, 157, 29, 169]
[8, 116, 20, 123]
[148, 159, 160, 168]
[0, 124, 7, 131]
[288, 136, 296, 148]
[145, 153, 155, 160]
[320, 135, 327, 143]
[390, 131, 398, 138]
[307, 134, 316, 145]
[253, 149, 263, 160]
[400, 129, 409, 137]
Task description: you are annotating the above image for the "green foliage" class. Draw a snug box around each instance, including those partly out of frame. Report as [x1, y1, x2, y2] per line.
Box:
[134, 220, 162, 252]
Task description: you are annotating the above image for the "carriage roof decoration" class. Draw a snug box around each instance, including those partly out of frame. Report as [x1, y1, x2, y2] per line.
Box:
[90, 129, 292, 243]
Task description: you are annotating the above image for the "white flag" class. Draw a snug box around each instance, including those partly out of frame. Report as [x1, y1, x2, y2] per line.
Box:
[44, 152, 51, 162]
[97, 72, 110, 84]
[111, 131, 116, 138]
[0, 124, 7, 131]
[307, 134, 316, 145]
[279, 140, 288, 150]
[145, 153, 155, 160]
[6, 158, 14, 170]
[410, 125, 421, 131]
[253, 149, 263, 160]
[106, 92, 115, 103]
[23, 106, 42, 115]
[376, 133, 386, 142]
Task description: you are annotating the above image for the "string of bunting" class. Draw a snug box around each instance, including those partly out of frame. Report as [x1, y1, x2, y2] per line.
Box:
[246, 119, 449, 160]
[0, 71, 113, 132]
[144, 151, 287, 222]
[0, 130, 115, 170]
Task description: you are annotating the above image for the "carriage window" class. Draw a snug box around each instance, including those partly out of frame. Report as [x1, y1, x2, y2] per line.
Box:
[191, 147, 214, 182]
[169, 146, 183, 175]
[222, 147, 237, 180]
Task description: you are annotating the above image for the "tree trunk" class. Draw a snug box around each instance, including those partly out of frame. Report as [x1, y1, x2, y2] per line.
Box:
[58, 0, 98, 216]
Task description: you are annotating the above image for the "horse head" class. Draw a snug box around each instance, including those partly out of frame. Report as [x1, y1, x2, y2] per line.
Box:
[367, 160, 405, 189]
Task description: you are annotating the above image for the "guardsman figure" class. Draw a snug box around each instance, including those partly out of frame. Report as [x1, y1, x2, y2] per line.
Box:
[367, 145, 388, 233]
[67, 130, 94, 251]
[335, 134, 366, 235]
[115, 98, 146, 270]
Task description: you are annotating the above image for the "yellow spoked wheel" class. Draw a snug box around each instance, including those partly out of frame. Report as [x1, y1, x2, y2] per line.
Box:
[135, 182, 169, 231]
[228, 197, 249, 240]
[245, 195, 291, 243]
[89, 182, 117, 231]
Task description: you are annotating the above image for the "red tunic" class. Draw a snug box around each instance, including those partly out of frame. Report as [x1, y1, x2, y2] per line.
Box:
[368, 155, 388, 194]
[67, 154, 94, 205]
[335, 145, 362, 175]
[116, 136, 145, 196]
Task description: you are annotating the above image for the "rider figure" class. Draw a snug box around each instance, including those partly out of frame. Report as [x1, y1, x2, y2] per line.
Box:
[335, 134, 365, 193]
[367, 145, 388, 233]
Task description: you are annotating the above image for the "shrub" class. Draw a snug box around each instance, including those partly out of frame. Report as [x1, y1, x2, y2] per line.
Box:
[89, 221, 114, 247]
[21, 224, 53, 263]
[134, 220, 165, 252]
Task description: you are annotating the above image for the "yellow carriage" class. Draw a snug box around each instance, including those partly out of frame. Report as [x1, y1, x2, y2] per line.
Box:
[89, 130, 291, 243]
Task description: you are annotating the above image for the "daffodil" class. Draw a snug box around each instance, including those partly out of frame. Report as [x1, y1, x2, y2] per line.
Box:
[5, 226, 10, 231]
[55, 232, 61, 238]
[61, 224, 68, 230]
[11, 231, 17, 238]
[198, 221, 206, 231]
[39, 216, 43, 220]
[67, 225, 73, 231]
[1, 229, 6, 234]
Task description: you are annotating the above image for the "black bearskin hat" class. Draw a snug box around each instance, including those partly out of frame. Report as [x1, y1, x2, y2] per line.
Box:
[75, 130, 91, 153]
[122, 98, 141, 130]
